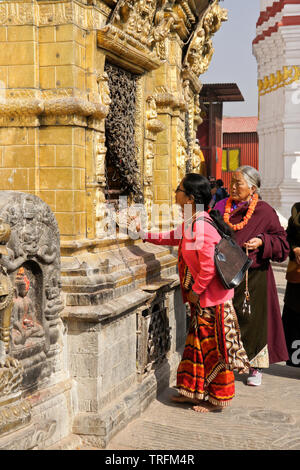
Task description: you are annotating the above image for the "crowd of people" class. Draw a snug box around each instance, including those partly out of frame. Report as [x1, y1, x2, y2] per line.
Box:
[132, 165, 299, 412]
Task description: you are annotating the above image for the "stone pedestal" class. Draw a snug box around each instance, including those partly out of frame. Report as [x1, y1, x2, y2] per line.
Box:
[61, 240, 186, 448]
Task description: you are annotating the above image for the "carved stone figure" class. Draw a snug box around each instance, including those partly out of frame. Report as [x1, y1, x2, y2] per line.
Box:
[0, 220, 16, 366]
[0, 219, 24, 408]
[12, 268, 44, 347]
[0, 192, 63, 391]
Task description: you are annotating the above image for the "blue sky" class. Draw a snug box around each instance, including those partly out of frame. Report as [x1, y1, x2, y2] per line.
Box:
[201, 0, 260, 117]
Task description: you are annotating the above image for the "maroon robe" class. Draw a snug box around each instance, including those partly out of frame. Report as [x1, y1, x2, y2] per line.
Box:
[215, 198, 289, 364]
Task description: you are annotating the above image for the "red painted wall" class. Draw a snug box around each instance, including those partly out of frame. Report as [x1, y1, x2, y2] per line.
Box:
[221, 131, 259, 192]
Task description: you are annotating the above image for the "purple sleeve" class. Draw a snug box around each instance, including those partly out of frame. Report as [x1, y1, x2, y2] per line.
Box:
[259, 209, 289, 262]
[214, 197, 228, 216]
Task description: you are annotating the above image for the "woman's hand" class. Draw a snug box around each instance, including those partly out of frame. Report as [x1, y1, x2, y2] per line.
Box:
[187, 290, 199, 305]
[244, 237, 263, 251]
[294, 246, 300, 265]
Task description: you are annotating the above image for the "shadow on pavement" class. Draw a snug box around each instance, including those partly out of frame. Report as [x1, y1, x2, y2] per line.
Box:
[262, 363, 300, 380]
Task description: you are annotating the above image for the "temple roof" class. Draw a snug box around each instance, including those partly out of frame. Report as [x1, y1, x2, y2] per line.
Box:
[199, 83, 244, 102]
[222, 116, 258, 133]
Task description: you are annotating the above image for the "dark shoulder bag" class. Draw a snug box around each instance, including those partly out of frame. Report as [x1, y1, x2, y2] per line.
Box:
[193, 216, 252, 289]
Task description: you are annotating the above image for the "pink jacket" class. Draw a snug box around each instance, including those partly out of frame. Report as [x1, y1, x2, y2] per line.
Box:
[142, 212, 234, 307]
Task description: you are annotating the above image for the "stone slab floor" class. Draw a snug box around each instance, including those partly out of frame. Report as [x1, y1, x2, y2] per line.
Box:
[105, 263, 300, 451]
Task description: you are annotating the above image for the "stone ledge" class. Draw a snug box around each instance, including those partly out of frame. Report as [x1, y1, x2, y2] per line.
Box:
[72, 349, 183, 449]
[61, 289, 154, 322]
[46, 433, 83, 450]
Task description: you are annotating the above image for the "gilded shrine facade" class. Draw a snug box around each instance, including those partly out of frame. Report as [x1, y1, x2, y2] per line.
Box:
[0, 0, 226, 449]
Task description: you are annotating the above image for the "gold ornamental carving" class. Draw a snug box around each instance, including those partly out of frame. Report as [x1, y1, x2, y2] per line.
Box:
[183, 1, 227, 78]
[0, 1, 107, 29]
[95, 133, 107, 185]
[258, 66, 300, 96]
[110, 0, 157, 46]
[177, 131, 188, 181]
[0, 88, 110, 128]
[191, 139, 204, 173]
[153, 86, 187, 112]
[145, 96, 165, 137]
[144, 140, 155, 184]
[97, 24, 162, 73]
[97, 0, 181, 73]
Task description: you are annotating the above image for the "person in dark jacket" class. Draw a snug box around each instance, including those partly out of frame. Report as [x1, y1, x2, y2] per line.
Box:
[282, 202, 300, 367]
[215, 165, 289, 386]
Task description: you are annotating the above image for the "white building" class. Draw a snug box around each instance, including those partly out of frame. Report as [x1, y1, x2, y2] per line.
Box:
[253, 0, 300, 222]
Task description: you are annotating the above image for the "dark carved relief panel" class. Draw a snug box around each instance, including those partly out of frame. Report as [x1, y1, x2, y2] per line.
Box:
[0, 192, 63, 391]
[104, 62, 143, 203]
[136, 294, 171, 377]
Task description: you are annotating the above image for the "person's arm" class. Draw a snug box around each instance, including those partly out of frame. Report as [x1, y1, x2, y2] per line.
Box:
[141, 224, 182, 247]
[286, 220, 300, 263]
[257, 209, 290, 262]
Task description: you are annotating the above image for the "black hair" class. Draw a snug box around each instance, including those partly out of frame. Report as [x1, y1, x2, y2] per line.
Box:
[182, 173, 233, 237]
[216, 179, 224, 187]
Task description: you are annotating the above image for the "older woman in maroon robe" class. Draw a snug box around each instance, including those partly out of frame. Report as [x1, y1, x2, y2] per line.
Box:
[215, 166, 289, 386]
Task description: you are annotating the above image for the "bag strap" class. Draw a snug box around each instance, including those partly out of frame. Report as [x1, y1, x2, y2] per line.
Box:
[191, 215, 230, 240]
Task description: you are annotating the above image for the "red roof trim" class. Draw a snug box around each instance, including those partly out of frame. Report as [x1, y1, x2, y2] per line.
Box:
[253, 15, 300, 45]
[256, 0, 300, 27]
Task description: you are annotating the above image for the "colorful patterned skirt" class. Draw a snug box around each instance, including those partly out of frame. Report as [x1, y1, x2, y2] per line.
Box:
[176, 238, 249, 407]
[176, 302, 236, 407]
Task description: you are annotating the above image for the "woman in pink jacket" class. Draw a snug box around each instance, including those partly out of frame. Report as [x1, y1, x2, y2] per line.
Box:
[139, 173, 249, 412]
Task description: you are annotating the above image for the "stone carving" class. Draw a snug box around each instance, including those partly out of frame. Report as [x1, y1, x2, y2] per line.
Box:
[136, 294, 171, 375]
[12, 268, 44, 347]
[0, 418, 56, 450]
[0, 219, 31, 437]
[0, 192, 63, 391]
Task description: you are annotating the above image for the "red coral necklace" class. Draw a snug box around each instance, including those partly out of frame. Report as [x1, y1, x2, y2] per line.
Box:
[224, 193, 259, 231]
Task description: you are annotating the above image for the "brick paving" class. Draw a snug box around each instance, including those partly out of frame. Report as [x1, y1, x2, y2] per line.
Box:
[106, 262, 300, 451]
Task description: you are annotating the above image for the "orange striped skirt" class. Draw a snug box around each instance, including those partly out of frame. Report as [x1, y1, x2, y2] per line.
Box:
[176, 303, 235, 407]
